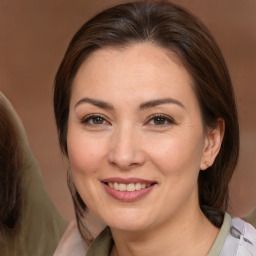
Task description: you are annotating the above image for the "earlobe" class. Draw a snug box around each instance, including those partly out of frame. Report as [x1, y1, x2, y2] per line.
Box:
[200, 118, 225, 170]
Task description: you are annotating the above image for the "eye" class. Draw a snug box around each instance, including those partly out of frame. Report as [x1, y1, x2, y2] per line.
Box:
[147, 114, 175, 127]
[81, 114, 108, 126]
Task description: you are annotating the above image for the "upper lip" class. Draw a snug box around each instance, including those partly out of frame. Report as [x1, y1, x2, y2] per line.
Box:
[101, 177, 157, 185]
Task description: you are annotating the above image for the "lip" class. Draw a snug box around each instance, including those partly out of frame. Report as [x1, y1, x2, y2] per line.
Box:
[101, 177, 157, 202]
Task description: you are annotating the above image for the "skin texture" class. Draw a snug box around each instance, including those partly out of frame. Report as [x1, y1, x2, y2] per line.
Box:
[67, 43, 224, 256]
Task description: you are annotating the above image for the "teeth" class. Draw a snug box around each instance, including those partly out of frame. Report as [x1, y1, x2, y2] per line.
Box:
[108, 182, 150, 191]
[114, 182, 119, 190]
[119, 183, 126, 191]
[127, 183, 135, 191]
[135, 183, 141, 190]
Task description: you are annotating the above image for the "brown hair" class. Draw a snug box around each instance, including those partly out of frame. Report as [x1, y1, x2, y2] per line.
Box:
[0, 99, 22, 239]
[54, 0, 239, 244]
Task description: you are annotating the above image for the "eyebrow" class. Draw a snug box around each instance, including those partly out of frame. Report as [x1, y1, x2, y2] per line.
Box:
[74, 97, 185, 110]
[139, 98, 185, 110]
[74, 97, 114, 110]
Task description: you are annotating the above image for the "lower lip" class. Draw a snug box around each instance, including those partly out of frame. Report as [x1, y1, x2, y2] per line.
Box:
[102, 183, 155, 202]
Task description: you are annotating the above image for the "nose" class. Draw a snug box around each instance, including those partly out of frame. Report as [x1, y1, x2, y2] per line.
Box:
[107, 125, 146, 170]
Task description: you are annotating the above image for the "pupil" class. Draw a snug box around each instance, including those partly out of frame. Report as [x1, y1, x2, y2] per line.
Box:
[94, 117, 103, 124]
[154, 117, 165, 125]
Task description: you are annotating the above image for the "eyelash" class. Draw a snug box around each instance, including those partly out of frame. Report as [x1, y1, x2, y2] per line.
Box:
[146, 114, 176, 127]
[81, 114, 108, 126]
[81, 114, 176, 127]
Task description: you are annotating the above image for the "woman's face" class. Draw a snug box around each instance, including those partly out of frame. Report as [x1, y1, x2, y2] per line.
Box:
[67, 43, 216, 232]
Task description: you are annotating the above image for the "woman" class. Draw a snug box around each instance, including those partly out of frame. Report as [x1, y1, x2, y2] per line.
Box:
[53, 1, 256, 255]
[0, 92, 67, 255]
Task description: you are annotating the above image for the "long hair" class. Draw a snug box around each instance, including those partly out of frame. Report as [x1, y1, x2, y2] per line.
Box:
[0, 98, 22, 240]
[54, 1, 239, 244]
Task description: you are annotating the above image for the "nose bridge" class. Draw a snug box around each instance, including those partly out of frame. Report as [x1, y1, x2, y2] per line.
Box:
[108, 123, 144, 169]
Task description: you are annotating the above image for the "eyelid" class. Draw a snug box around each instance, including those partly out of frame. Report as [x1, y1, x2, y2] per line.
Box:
[81, 114, 110, 125]
[146, 114, 177, 125]
[80, 113, 176, 127]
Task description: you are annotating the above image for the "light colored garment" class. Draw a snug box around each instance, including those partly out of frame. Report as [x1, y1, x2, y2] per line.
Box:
[55, 213, 256, 256]
[54, 220, 87, 256]
[219, 217, 256, 255]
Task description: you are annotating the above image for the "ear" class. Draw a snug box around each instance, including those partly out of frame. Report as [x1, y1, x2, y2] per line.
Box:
[200, 118, 225, 170]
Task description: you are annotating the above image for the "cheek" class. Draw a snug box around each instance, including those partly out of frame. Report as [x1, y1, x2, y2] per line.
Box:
[67, 131, 106, 176]
[67, 130, 108, 209]
[147, 132, 204, 176]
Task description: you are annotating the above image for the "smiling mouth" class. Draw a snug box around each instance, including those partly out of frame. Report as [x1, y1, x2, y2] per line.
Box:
[106, 182, 152, 192]
[101, 178, 157, 201]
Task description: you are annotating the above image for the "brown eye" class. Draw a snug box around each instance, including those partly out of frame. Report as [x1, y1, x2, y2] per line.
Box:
[147, 114, 175, 127]
[153, 117, 166, 125]
[92, 116, 104, 124]
[82, 115, 107, 126]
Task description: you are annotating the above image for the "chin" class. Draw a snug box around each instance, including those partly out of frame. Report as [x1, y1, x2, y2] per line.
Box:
[102, 209, 154, 232]
[110, 222, 149, 233]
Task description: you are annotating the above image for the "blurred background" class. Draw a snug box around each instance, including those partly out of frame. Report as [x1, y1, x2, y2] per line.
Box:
[0, 0, 255, 221]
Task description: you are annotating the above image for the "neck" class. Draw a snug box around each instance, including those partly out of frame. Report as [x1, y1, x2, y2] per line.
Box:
[110, 206, 219, 256]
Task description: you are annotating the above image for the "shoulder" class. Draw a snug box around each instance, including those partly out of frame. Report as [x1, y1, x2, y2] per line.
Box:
[220, 216, 256, 256]
[232, 217, 256, 250]
[54, 220, 87, 256]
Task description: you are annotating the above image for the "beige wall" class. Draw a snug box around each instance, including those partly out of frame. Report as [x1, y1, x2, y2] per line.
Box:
[0, 0, 255, 220]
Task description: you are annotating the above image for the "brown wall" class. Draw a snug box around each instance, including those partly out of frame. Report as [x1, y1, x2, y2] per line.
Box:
[1, 0, 255, 221]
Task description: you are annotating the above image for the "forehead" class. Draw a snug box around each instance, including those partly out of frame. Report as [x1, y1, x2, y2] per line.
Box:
[71, 43, 196, 107]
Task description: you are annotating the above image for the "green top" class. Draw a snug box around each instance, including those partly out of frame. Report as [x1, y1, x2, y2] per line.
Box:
[244, 207, 256, 228]
[207, 213, 231, 256]
[0, 93, 68, 256]
[86, 213, 232, 256]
